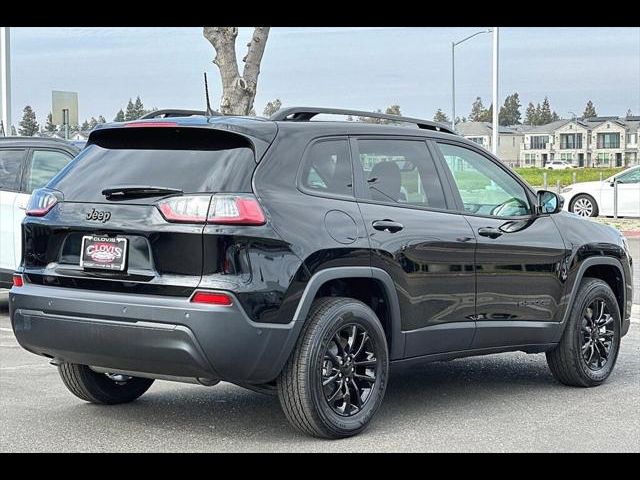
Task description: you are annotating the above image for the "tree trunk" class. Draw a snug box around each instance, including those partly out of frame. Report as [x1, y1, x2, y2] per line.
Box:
[203, 27, 270, 116]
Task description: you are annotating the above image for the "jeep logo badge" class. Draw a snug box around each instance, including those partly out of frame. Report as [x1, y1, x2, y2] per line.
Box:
[86, 208, 111, 223]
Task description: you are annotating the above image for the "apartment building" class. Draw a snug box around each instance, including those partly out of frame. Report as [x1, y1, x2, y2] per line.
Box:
[457, 116, 640, 168]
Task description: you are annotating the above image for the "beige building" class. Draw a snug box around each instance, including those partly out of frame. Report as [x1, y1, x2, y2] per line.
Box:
[458, 116, 640, 168]
[455, 121, 523, 167]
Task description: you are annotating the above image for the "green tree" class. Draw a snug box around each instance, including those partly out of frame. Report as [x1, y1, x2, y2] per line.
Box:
[498, 93, 522, 126]
[433, 108, 450, 123]
[469, 97, 485, 121]
[133, 96, 145, 119]
[97, 115, 107, 124]
[625, 109, 633, 118]
[124, 99, 136, 121]
[262, 99, 282, 117]
[583, 100, 597, 118]
[357, 105, 402, 124]
[87, 117, 99, 130]
[11, 125, 17, 136]
[114, 109, 125, 122]
[18, 106, 39, 136]
[44, 112, 57, 133]
[524, 102, 537, 125]
[81, 120, 91, 131]
[538, 97, 553, 124]
[479, 104, 493, 123]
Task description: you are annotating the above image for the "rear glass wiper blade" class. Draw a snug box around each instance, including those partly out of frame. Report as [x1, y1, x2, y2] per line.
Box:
[101, 185, 183, 199]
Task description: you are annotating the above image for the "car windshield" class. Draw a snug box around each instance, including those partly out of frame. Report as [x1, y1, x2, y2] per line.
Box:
[607, 166, 639, 183]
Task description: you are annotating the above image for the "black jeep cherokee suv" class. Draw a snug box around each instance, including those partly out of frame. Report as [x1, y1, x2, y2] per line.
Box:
[9, 107, 633, 438]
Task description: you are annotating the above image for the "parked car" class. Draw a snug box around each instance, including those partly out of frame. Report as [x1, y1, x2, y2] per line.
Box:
[0, 137, 79, 288]
[562, 165, 640, 217]
[546, 160, 574, 170]
[9, 108, 633, 438]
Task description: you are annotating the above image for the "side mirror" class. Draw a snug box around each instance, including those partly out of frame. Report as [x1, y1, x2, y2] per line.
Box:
[537, 190, 564, 214]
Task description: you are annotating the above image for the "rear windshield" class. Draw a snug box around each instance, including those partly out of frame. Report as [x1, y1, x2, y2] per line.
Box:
[48, 128, 256, 202]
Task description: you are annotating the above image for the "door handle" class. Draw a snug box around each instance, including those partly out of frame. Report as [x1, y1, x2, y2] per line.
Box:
[478, 227, 502, 239]
[372, 220, 404, 233]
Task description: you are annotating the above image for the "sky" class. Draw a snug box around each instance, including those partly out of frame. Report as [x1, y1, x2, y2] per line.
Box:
[3, 27, 640, 128]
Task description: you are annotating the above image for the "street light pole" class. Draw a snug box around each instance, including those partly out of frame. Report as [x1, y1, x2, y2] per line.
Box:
[1, 27, 11, 137]
[451, 41, 455, 129]
[451, 28, 492, 132]
[492, 27, 499, 155]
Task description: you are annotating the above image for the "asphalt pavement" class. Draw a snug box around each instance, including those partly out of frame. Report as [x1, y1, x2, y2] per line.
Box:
[1, 239, 638, 452]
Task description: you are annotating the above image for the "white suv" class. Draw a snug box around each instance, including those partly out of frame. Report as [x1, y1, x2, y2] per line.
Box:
[546, 160, 573, 170]
[0, 137, 78, 287]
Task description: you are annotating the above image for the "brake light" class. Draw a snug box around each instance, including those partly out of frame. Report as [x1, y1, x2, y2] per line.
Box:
[26, 188, 61, 217]
[157, 194, 265, 226]
[124, 121, 179, 128]
[208, 195, 266, 226]
[12, 275, 24, 287]
[191, 291, 233, 306]
[157, 195, 211, 223]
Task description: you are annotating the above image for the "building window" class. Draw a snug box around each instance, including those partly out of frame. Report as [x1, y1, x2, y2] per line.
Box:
[524, 154, 536, 165]
[627, 133, 637, 145]
[530, 135, 548, 149]
[560, 133, 582, 149]
[596, 153, 610, 165]
[468, 137, 484, 146]
[560, 153, 573, 161]
[597, 132, 620, 149]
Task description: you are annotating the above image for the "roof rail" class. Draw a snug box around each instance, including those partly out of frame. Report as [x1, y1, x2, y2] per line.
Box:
[138, 109, 209, 120]
[270, 107, 456, 134]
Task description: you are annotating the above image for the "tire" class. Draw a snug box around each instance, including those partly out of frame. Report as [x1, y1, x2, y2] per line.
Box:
[569, 194, 599, 217]
[546, 278, 621, 387]
[277, 297, 389, 438]
[58, 363, 154, 405]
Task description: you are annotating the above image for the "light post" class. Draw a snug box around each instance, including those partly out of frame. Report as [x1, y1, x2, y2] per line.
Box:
[1, 27, 10, 137]
[491, 27, 499, 155]
[451, 28, 492, 131]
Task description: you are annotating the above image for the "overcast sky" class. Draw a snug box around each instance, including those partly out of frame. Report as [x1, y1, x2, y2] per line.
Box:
[5, 27, 640, 127]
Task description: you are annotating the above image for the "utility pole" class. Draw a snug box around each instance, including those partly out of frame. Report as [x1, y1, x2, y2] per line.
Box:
[491, 27, 499, 155]
[1, 27, 11, 137]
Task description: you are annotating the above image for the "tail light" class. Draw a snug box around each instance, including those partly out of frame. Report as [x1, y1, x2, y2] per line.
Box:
[12, 274, 24, 287]
[26, 188, 62, 217]
[157, 195, 211, 223]
[208, 195, 265, 225]
[157, 194, 265, 226]
[191, 291, 233, 306]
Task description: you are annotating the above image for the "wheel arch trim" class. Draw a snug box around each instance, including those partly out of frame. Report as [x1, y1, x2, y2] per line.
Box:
[290, 266, 404, 359]
[555, 256, 627, 342]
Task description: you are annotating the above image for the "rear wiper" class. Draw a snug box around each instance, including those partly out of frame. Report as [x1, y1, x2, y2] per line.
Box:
[102, 185, 183, 200]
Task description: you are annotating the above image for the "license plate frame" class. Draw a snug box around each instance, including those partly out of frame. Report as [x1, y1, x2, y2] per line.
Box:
[80, 235, 128, 271]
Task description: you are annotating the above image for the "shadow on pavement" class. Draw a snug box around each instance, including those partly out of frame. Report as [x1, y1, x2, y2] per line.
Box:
[53, 354, 559, 442]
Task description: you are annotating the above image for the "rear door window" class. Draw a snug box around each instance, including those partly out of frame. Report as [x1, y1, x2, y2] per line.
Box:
[25, 149, 74, 193]
[0, 149, 27, 191]
[356, 139, 447, 210]
[48, 129, 256, 202]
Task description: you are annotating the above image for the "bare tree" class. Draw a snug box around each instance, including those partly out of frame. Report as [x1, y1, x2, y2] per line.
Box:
[263, 98, 282, 117]
[203, 27, 270, 115]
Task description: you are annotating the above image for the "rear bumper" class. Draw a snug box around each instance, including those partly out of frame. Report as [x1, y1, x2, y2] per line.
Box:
[9, 283, 298, 384]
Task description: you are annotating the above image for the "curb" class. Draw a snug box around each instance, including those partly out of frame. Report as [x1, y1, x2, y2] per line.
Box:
[622, 231, 640, 238]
